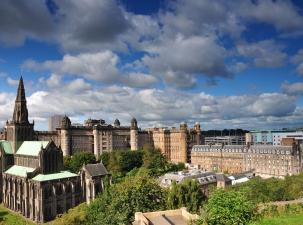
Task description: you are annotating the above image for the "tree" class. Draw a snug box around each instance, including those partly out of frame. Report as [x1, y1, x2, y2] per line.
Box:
[86, 175, 167, 225]
[167, 179, 205, 213]
[53, 203, 87, 225]
[142, 145, 168, 176]
[201, 189, 256, 225]
[64, 152, 96, 173]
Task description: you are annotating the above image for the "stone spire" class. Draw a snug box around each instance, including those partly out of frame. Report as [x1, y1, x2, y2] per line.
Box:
[12, 76, 29, 124]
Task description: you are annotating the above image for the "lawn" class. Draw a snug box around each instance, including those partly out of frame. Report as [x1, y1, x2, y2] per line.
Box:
[0, 205, 34, 225]
[250, 213, 303, 225]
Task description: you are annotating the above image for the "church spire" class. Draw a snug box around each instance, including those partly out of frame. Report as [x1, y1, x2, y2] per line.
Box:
[12, 76, 29, 124]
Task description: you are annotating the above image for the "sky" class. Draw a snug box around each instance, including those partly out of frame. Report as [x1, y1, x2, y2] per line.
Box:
[0, 0, 303, 131]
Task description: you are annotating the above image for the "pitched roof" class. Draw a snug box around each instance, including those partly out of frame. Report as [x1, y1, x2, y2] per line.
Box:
[4, 165, 35, 177]
[84, 163, 109, 177]
[216, 173, 231, 182]
[16, 141, 50, 156]
[0, 140, 13, 154]
[32, 171, 78, 182]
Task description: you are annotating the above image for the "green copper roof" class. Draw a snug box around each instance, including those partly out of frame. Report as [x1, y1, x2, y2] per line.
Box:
[32, 171, 78, 182]
[16, 141, 50, 156]
[4, 165, 35, 177]
[0, 140, 13, 154]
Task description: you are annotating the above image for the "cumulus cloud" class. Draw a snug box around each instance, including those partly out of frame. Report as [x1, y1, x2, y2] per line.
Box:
[282, 81, 303, 96]
[23, 51, 158, 88]
[0, 0, 54, 46]
[0, 77, 300, 130]
[291, 49, 303, 75]
[142, 35, 229, 87]
[234, 0, 303, 32]
[237, 40, 287, 68]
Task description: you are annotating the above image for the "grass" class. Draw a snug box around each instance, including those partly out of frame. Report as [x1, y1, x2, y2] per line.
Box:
[0, 205, 34, 225]
[250, 213, 303, 225]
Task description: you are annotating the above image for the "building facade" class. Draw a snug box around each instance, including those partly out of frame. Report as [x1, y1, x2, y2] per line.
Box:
[191, 141, 303, 178]
[0, 77, 111, 222]
[246, 130, 303, 146]
[48, 115, 64, 131]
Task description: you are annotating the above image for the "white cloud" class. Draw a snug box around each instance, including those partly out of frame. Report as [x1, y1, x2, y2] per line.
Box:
[6, 77, 19, 86]
[0, 78, 300, 130]
[237, 40, 287, 68]
[142, 35, 229, 87]
[23, 51, 158, 88]
[282, 81, 303, 96]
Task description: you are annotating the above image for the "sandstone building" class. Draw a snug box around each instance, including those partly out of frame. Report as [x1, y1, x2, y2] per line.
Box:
[191, 141, 303, 178]
[0, 77, 111, 222]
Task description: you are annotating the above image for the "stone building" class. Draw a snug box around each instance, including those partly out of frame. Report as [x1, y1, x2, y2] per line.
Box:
[133, 122, 202, 163]
[0, 77, 111, 222]
[191, 141, 303, 178]
[80, 163, 111, 204]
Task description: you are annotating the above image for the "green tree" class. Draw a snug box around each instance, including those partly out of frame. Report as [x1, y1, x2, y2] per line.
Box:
[86, 175, 167, 225]
[201, 189, 256, 225]
[167, 179, 205, 213]
[143, 145, 168, 176]
[53, 203, 87, 225]
[64, 152, 96, 173]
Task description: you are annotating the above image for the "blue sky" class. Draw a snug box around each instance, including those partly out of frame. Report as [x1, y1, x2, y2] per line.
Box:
[0, 0, 303, 131]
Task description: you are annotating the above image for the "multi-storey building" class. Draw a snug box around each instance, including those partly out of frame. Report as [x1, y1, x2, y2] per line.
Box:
[133, 122, 202, 163]
[204, 135, 246, 145]
[191, 140, 303, 178]
[0, 77, 112, 222]
[246, 130, 303, 146]
[48, 115, 64, 131]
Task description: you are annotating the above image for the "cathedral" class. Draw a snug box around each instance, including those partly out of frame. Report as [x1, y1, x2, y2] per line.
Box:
[0, 77, 111, 222]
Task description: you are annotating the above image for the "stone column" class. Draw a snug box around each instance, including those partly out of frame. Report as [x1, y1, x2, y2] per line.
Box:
[61, 129, 70, 156]
[93, 128, 100, 159]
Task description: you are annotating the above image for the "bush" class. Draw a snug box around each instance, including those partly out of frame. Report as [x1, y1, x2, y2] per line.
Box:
[200, 189, 257, 225]
[86, 175, 167, 225]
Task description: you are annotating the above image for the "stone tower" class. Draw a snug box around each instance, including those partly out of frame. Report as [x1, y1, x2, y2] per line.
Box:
[130, 118, 138, 151]
[6, 77, 34, 153]
[60, 115, 71, 156]
[194, 122, 202, 145]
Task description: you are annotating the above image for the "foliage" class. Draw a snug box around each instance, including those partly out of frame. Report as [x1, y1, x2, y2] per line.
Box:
[0, 204, 34, 225]
[230, 173, 303, 204]
[86, 175, 167, 225]
[100, 150, 143, 174]
[167, 179, 206, 213]
[64, 152, 96, 173]
[250, 203, 303, 225]
[142, 144, 185, 176]
[100, 146, 184, 179]
[53, 203, 87, 225]
[249, 213, 303, 225]
[199, 189, 257, 225]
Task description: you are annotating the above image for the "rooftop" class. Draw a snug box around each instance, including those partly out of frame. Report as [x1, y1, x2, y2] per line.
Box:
[4, 165, 35, 177]
[84, 163, 109, 177]
[16, 141, 50, 156]
[32, 171, 78, 182]
[0, 140, 13, 154]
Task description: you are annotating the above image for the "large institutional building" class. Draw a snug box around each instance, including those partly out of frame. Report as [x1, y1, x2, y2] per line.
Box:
[191, 140, 303, 178]
[0, 77, 111, 222]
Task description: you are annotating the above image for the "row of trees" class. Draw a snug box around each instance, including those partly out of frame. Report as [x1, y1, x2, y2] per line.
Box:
[230, 174, 303, 203]
[100, 145, 185, 179]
